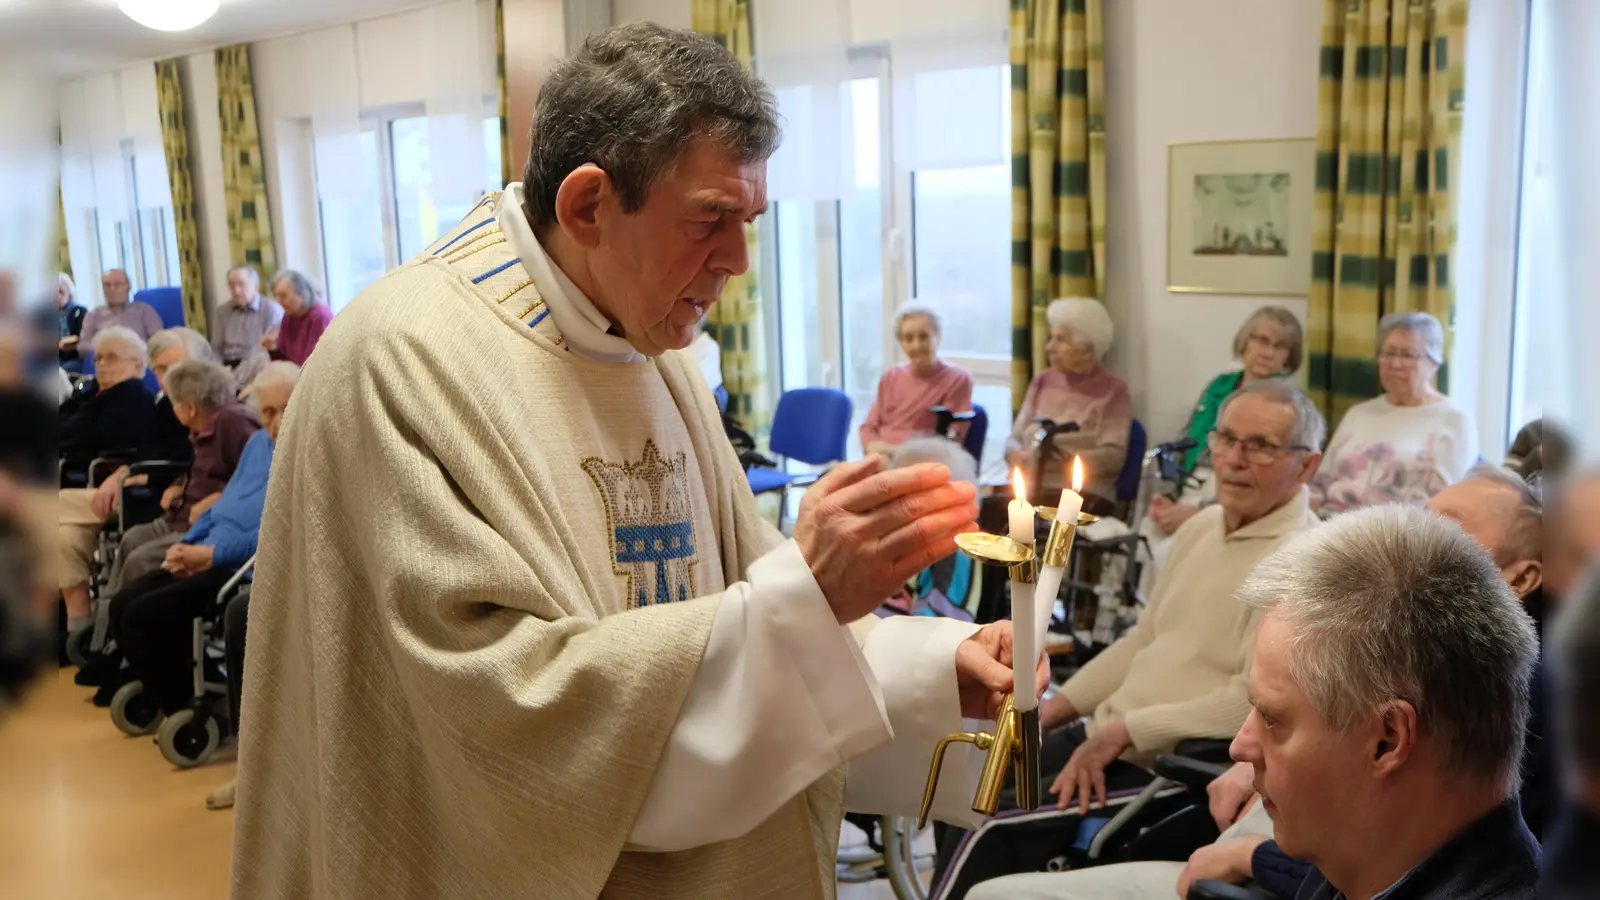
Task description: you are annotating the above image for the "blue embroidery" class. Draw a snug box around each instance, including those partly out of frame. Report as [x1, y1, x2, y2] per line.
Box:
[472, 257, 522, 284]
[432, 216, 496, 256]
[529, 307, 550, 328]
[582, 442, 699, 608]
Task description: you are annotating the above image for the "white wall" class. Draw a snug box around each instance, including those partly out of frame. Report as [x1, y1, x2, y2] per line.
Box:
[611, 0, 690, 31]
[1101, 0, 1321, 441]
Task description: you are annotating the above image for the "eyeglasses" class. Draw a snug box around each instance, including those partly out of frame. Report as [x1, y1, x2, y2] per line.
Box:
[1378, 349, 1430, 365]
[1208, 428, 1309, 465]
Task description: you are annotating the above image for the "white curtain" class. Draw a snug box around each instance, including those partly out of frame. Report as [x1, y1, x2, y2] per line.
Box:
[297, 25, 364, 302]
[118, 63, 172, 210]
[58, 78, 98, 289]
[752, 0, 853, 201]
[0, 68, 56, 301]
[424, 0, 490, 202]
[889, 38, 1008, 171]
[83, 73, 129, 221]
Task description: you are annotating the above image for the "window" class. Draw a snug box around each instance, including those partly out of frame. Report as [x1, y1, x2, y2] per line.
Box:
[90, 138, 182, 294]
[771, 54, 1013, 481]
[315, 108, 504, 309]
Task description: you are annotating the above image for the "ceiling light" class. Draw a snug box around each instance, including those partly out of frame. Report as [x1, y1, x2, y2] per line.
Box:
[118, 0, 220, 33]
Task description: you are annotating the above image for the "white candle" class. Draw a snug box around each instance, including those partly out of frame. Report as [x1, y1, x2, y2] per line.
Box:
[1008, 467, 1035, 546]
[1019, 457, 1088, 712]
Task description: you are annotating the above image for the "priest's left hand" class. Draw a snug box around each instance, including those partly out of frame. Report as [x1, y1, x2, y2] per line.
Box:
[1050, 718, 1132, 813]
[955, 621, 1048, 719]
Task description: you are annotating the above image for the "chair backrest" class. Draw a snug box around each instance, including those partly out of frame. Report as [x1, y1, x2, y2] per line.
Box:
[136, 286, 185, 329]
[713, 384, 729, 415]
[769, 387, 852, 465]
[961, 405, 988, 467]
[1117, 418, 1147, 501]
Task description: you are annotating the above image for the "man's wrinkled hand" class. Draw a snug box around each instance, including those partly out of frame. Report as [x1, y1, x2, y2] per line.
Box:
[1175, 836, 1267, 897]
[955, 621, 1049, 719]
[1208, 761, 1259, 831]
[794, 456, 978, 625]
[1050, 719, 1133, 814]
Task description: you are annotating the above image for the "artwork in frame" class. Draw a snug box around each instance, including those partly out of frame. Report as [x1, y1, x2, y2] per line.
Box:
[1168, 138, 1315, 295]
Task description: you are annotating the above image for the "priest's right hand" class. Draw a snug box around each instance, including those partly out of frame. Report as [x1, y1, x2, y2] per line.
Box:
[794, 455, 979, 625]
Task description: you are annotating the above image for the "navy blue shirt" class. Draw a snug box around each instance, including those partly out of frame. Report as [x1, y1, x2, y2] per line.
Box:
[1295, 800, 1539, 900]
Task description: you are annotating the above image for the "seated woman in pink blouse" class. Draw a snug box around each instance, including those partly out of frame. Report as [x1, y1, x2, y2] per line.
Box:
[858, 305, 974, 457]
[261, 270, 333, 368]
[1004, 296, 1131, 502]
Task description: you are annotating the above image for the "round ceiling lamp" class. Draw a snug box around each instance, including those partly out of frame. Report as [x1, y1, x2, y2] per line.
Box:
[118, 0, 220, 32]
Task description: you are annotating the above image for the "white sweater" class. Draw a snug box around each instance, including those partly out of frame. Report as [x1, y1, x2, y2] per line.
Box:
[1311, 395, 1477, 513]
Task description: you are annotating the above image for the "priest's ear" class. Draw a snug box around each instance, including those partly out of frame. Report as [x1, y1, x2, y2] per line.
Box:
[553, 163, 615, 248]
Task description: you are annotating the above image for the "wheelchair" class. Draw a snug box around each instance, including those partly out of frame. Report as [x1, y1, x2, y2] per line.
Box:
[109, 556, 252, 768]
[63, 453, 190, 669]
[876, 738, 1237, 900]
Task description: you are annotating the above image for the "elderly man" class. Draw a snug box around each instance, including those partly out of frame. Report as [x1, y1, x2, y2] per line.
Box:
[1234, 506, 1540, 900]
[79, 269, 162, 348]
[210, 265, 283, 374]
[233, 24, 1032, 900]
[957, 381, 1322, 897]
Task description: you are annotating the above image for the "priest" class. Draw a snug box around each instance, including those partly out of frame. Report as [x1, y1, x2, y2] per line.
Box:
[231, 22, 1042, 900]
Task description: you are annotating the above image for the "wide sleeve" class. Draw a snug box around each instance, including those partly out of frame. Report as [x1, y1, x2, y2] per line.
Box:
[183, 508, 216, 546]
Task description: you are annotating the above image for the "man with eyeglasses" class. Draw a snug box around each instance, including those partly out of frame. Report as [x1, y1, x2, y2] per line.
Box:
[965, 380, 1324, 900]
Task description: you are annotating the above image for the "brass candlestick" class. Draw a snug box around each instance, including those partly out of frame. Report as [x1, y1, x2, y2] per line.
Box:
[915, 511, 1100, 830]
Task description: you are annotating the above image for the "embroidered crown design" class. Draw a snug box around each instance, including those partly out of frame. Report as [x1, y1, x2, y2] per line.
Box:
[582, 441, 698, 607]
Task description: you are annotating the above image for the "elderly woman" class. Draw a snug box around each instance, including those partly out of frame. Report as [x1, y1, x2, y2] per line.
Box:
[859, 304, 975, 457]
[1310, 311, 1476, 514]
[1147, 306, 1304, 537]
[106, 361, 294, 735]
[1004, 297, 1131, 502]
[57, 273, 87, 366]
[261, 270, 333, 367]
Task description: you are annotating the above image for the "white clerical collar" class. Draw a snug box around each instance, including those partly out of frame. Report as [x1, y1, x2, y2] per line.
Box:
[496, 183, 644, 364]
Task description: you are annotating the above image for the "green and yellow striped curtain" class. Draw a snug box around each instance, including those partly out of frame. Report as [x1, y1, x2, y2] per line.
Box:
[215, 45, 279, 280]
[1009, 0, 1107, 411]
[1307, 0, 1467, 427]
[57, 183, 72, 278]
[495, 0, 513, 188]
[692, 0, 771, 435]
[155, 59, 207, 333]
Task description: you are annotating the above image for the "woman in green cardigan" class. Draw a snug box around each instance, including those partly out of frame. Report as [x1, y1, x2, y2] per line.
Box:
[1147, 306, 1304, 536]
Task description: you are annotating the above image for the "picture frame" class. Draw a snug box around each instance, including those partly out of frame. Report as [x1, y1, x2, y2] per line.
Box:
[1167, 138, 1316, 295]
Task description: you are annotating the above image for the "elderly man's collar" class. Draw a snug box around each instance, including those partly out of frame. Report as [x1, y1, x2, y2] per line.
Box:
[1225, 485, 1312, 542]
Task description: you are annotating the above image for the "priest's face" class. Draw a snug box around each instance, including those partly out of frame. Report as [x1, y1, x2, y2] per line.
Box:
[585, 138, 768, 356]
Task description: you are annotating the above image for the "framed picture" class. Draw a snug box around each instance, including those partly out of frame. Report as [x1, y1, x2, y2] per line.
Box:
[1167, 138, 1315, 295]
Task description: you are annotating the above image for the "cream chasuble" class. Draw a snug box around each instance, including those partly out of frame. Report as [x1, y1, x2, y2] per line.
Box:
[231, 186, 986, 900]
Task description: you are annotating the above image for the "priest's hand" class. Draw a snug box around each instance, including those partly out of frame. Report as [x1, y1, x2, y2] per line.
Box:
[956, 621, 1049, 719]
[795, 455, 978, 625]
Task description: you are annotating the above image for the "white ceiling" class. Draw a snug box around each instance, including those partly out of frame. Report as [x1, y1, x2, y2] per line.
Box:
[2, 0, 442, 79]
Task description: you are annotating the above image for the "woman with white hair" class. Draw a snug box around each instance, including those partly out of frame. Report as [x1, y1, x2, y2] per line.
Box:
[859, 304, 974, 456]
[1004, 297, 1131, 502]
[1310, 311, 1476, 514]
[57, 272, 87, 366]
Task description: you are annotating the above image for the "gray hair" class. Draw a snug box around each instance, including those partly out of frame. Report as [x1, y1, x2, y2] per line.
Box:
[1045, 297, 1114, 360]
[1217, 379, 1327, 451]
[91, 326, 148, 370]
[58, 271, 75, 299]
[893, 436, 977, 486]
[893, 302, 943, 338]
[1240, 505, 1538, 790]
[1553, 561, 1600, 772]
[1233, 306, 1304, 375]
[270, 269, 320, 307]
[147, 326, 214, 364]
[1378, 311, 1445, 365]
[1463, 462, 1543, 566]
[163, 359, 235, 412]
[227, 265, 260, 286]
[248, 360, 301, 398]
[521, 22, 780, 232]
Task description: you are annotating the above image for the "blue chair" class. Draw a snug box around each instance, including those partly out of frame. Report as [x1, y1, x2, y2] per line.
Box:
[136, 286, 185, 329]
[961, 406, 989, 469]
[1117, 419, 1147, 503]
[713, 384, 729, 415]
[746, 388, 853, 499]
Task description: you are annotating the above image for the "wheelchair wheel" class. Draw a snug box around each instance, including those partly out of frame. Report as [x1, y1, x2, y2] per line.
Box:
[64, 623, 94, 669]
[109, 681, 162, 736]
[157, 708, 221, 768]
[881, 816, 934, 900]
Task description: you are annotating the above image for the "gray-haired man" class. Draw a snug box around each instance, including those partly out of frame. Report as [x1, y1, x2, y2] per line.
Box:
[1234, 505, 1540, 900]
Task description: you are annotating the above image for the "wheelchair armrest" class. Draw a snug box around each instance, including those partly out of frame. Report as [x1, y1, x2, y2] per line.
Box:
[1172, 738, 1236, 765]
[85, 450, 142, 484]
[126, 460, 191, 479]
[1153, 755, 1228, 794]
[1188, 879, 1276, 900]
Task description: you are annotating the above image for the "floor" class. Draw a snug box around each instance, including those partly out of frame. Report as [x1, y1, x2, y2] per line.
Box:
[0, 668, 236, 900]
[0, 668, 927, 900]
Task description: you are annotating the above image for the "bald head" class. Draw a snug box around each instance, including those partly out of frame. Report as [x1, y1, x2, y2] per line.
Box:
[1427, 466, 1543, 601]
[101, 268, 131, 307]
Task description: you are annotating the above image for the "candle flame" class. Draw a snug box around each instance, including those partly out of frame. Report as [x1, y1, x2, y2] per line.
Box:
[1012, 466, 1028, 504]
[1071, 456, 1085, 492]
